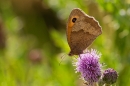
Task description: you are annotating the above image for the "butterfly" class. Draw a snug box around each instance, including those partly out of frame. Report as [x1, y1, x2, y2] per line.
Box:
[66, 8, 102, 56]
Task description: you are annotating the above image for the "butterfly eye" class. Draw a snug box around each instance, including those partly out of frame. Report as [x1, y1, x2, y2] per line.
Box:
[72, 18, 77, 23]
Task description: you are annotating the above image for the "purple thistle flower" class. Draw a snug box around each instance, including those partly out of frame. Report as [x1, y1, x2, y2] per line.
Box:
[102, 68, 118, 85]
[74, 49, 102, 85]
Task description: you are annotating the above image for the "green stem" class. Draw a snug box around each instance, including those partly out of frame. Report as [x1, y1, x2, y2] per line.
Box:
[87, 82, 98, 86]
[104, 84, 111, 86]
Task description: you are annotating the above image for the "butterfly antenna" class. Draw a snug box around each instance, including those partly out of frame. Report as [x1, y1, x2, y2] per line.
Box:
[59, 54, 66, 66]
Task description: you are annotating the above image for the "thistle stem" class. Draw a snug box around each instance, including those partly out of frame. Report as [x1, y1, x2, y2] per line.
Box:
[87, 82, 98, 86]
[104, 84, 111, 86]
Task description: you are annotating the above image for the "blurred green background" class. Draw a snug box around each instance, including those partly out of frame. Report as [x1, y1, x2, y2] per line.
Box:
[0, 0, 130, 86]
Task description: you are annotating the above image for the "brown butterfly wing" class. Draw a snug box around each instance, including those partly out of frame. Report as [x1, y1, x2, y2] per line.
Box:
[67, 8, 102, 56]
[69, 29, 96, 55]
[71, 9, 102, 36]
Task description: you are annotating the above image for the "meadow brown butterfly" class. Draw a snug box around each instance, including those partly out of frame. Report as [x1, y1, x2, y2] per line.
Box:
[66, 8, 102, 56]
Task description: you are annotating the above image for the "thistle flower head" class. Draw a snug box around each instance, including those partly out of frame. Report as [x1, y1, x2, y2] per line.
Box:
[74, 49, 102, 85]
[102, 68, 118, 85]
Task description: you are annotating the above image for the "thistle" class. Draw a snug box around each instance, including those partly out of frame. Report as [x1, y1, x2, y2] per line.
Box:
[74, 49, 102, 86]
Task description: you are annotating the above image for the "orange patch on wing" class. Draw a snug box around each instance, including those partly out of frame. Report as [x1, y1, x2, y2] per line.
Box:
[67, 16, 79, 43]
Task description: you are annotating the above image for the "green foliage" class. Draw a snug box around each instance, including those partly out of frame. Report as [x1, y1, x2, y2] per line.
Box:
[0, 0, 129, 86]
